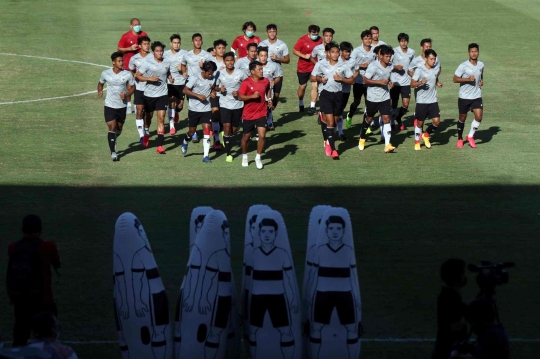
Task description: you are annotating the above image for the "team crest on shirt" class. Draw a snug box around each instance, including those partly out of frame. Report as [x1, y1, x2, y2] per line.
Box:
[121, 77, 126, 82]
[234, 76, 241, 82]
[178, 56, 183, 61]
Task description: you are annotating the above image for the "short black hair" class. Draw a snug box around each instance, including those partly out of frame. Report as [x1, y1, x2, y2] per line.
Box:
[361, 30, 372, 39]
[246, 42, 258, 51]
[420, 38, 432, 47]
[138, 35, 150, 45]
[373, 45, 382, 55]
[213, 39, 227, 48]
[195, 214, 206, 225]
[257, 46, 269, 54]
[207, 47, 215, 53]
[221, 220, 229, 231]
[468, 43, 479, 51]
[308, 24, 320, 33]
[370, 26, 380, 32]
[259, 218, 278, 231]
[110, 51, 124, 62]
[32, 311, 57, 339]
[22, 214, 42, 234]
[381, 45, 394, 56]
[223, 51, 235, 60]
[202, 61, 217, 72]
[340, 41, 353, 52]
[322, 27, 335, 35]
[326, 215, 345, 228]
[440, 258, 466, 286]
[151, 41, 165, 51]
[326, 42, 339, 52]
[192, 33, 202, 41]
[249, 215, 258, 226]
[266, 24, 277, 31]
[242, 21, 257, 32]
[398, 33, 409, 42]
[249, 60, 263, 72]
[425, 49, 437, 58]
[170, 34, 181, 42]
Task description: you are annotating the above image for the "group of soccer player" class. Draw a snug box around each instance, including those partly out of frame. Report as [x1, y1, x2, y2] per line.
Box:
[99, 18, 485, 165]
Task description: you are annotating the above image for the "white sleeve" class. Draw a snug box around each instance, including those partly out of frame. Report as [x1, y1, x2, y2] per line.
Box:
[99, 70, 107, 84]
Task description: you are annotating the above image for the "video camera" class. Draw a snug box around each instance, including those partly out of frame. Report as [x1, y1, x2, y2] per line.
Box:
[467, 261, 514, 295]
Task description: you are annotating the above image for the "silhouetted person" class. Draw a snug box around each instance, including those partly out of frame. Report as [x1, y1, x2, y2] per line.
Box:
[28, 311, 77, 359]
[6, 215, 61, 347]
[432, 258, 468, 359]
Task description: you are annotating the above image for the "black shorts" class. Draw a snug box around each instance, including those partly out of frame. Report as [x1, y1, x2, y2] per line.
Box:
[144, 95, 168, 113]
[134, 90, 145, 105]
[458, 97, 483, 114]
[274, 77, 283, 93]
[188, 110, 212, 127]
[341, 92, 351, 112]
[297, 72, 311, 85]
[242, 116, 267, 133]
[250, 294, 289, 328]
[221, 108, 242, 127]
[210, 97, 220, 109]
[151, 290, 170, 326]
[319, 90, 343, 116]
[415, 102, 441, 121]
[352, 83, 367, 99]
[104, 106, 127, 123]
[390, 85, 411, 101]
[212, 295, 232, 329]
[313, 291, 355, 325]
[167, 84, 185, 100]
[365, 99, 392, 117]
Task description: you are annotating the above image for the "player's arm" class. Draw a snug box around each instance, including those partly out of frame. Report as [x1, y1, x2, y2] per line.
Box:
[335, 68, 355, 85]
[363, 73, 388, 86]
[292, 41, 311, 60]
[131, 252, 149, 316]
[126, 75, 136, 97]
[135, 65, 159, 82]
[310, 63, 325, 83]
[97, 72, 105, 98]
[117, 36, 138, 52]
[410, 71, 426, 88]
[237, 80, 259, 101]
[266, 82, 274, 109]
[183, 78, 207, 102]
[198, 253, 218, 315]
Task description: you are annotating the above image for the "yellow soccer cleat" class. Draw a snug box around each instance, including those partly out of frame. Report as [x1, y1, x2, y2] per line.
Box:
[414, 142, 421, 151]
[384, 144, 396, 153]
[358, 138, 366, 151]
[422, 133, 432, 149]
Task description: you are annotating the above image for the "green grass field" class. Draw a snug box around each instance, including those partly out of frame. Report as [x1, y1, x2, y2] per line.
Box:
[1, 0, 540, 357]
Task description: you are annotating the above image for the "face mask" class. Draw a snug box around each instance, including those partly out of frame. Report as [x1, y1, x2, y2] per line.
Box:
[133, 25, 142, 33]
[310, 35, 319, 41]
[246, 31, 254, 38]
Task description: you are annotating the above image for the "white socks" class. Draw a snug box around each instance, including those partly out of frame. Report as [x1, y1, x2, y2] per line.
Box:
[255, 153, 261, 160]
[243, 154, 248, 160]
[415, 126, 422, 141]
[203, 135, 210, 157]
[310, 102, 316, 108]
[337, 120, 343, 136]
[469, 120, 481, 138]
[383, 123, 392, 146]
[136, 119, 144, 137]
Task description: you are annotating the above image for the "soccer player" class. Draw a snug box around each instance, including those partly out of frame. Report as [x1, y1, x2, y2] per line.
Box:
[117, 18, 148, 114]
[181, 34, 212, 143]
[97, 52, 135, 161]
[293, 25, 322, 114]
[236, 42, 258, 76]
[238, 61, 273, 170]
[232, 21, 262, 58]
[210, 39, 228, 150]
[370, 26, 386, 47]
[390, 33, 415, 130]
[181, 61, 218, 163]
[257, 46, 282, 130]
[359, 45, 396, 153]
[218, 52, 248, 162]
[453, 43, 484, 148]
[260, 24, 290, 107]
[129, 35, 152, 147]
[207, 47, 216, 57]
[247, 218, 298, 359]
[135, 41, 173, 154]
[164, 34, 188, 135]
[338, 42, 359, 141]
[411, 49, 443, 150]
[311, 28, 335, 62]
[311, 42, 355, 159]
[409, 38, 441, 76]
[346, 30, 375, 128]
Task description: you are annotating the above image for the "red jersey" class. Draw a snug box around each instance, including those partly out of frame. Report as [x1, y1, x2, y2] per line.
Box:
[239, 77, 271, 120]
[118, 30, 149, 70]
[293, 34, 322, 73]
[232, 35, 262, 58]
[8, 237, 61, 304]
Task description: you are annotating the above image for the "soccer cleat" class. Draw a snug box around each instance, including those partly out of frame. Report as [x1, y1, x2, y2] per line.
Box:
[331, 150, 339, 159]
[226, 155, 233, 163]
[156, 146, 166, 154]
[345, 113, 352, 129]
[111, 152, 118, 161]
[202, 156, 211, 163]
[299, 105, 304, 113]
[213, 141, 223, 151]
[242, 157, 249, 167]
[339, 134, 347, 142]
[255, 157, 263, 169]
[414, 142, 421, 151]
[456, 139, 464, 148]
[181, 142, 188, 156]
[466, 136, 477, 148]
[400, 124, 406, 131]
[422, 133, 431, 149]
[325, 142, 331, 156]
[170, 127, 176, 135]
[142, 135, 150, 148]
[174, 112, 179, 123]
[384, 144, 396, 153]
[308, 107, 317, 116]
[366, 126, 372, 135]
[192, 133, 199, 143]
[358, 138, 366, 151]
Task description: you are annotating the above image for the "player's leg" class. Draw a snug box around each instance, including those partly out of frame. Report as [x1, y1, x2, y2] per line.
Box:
[422, 104, 441, 149]
[346, 84, 363, 126]
[181, 111, 199, 156]
[202, 118, 212, 163]
[273, 77, 283, 110]
[358, 100, 376, 150]
[415, 111, 426, 151]
[381, 111, 395, 153]
[338, 91, 350, 141]
[240, 120, 253, 167]
[105, 108, 119, 161]
[308, 81, 318, 115]
[211, 97, 222, 149]
[134, 90, 147, 145]
[390, 86, 400, 125]
[168, 85, 178, 135]
[156, 108, 167, 154]
[396, 94, 410, 130]
[297, 72, 309, 112]
[255, 119, 267, 170]
[466, 99, 483, 148]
